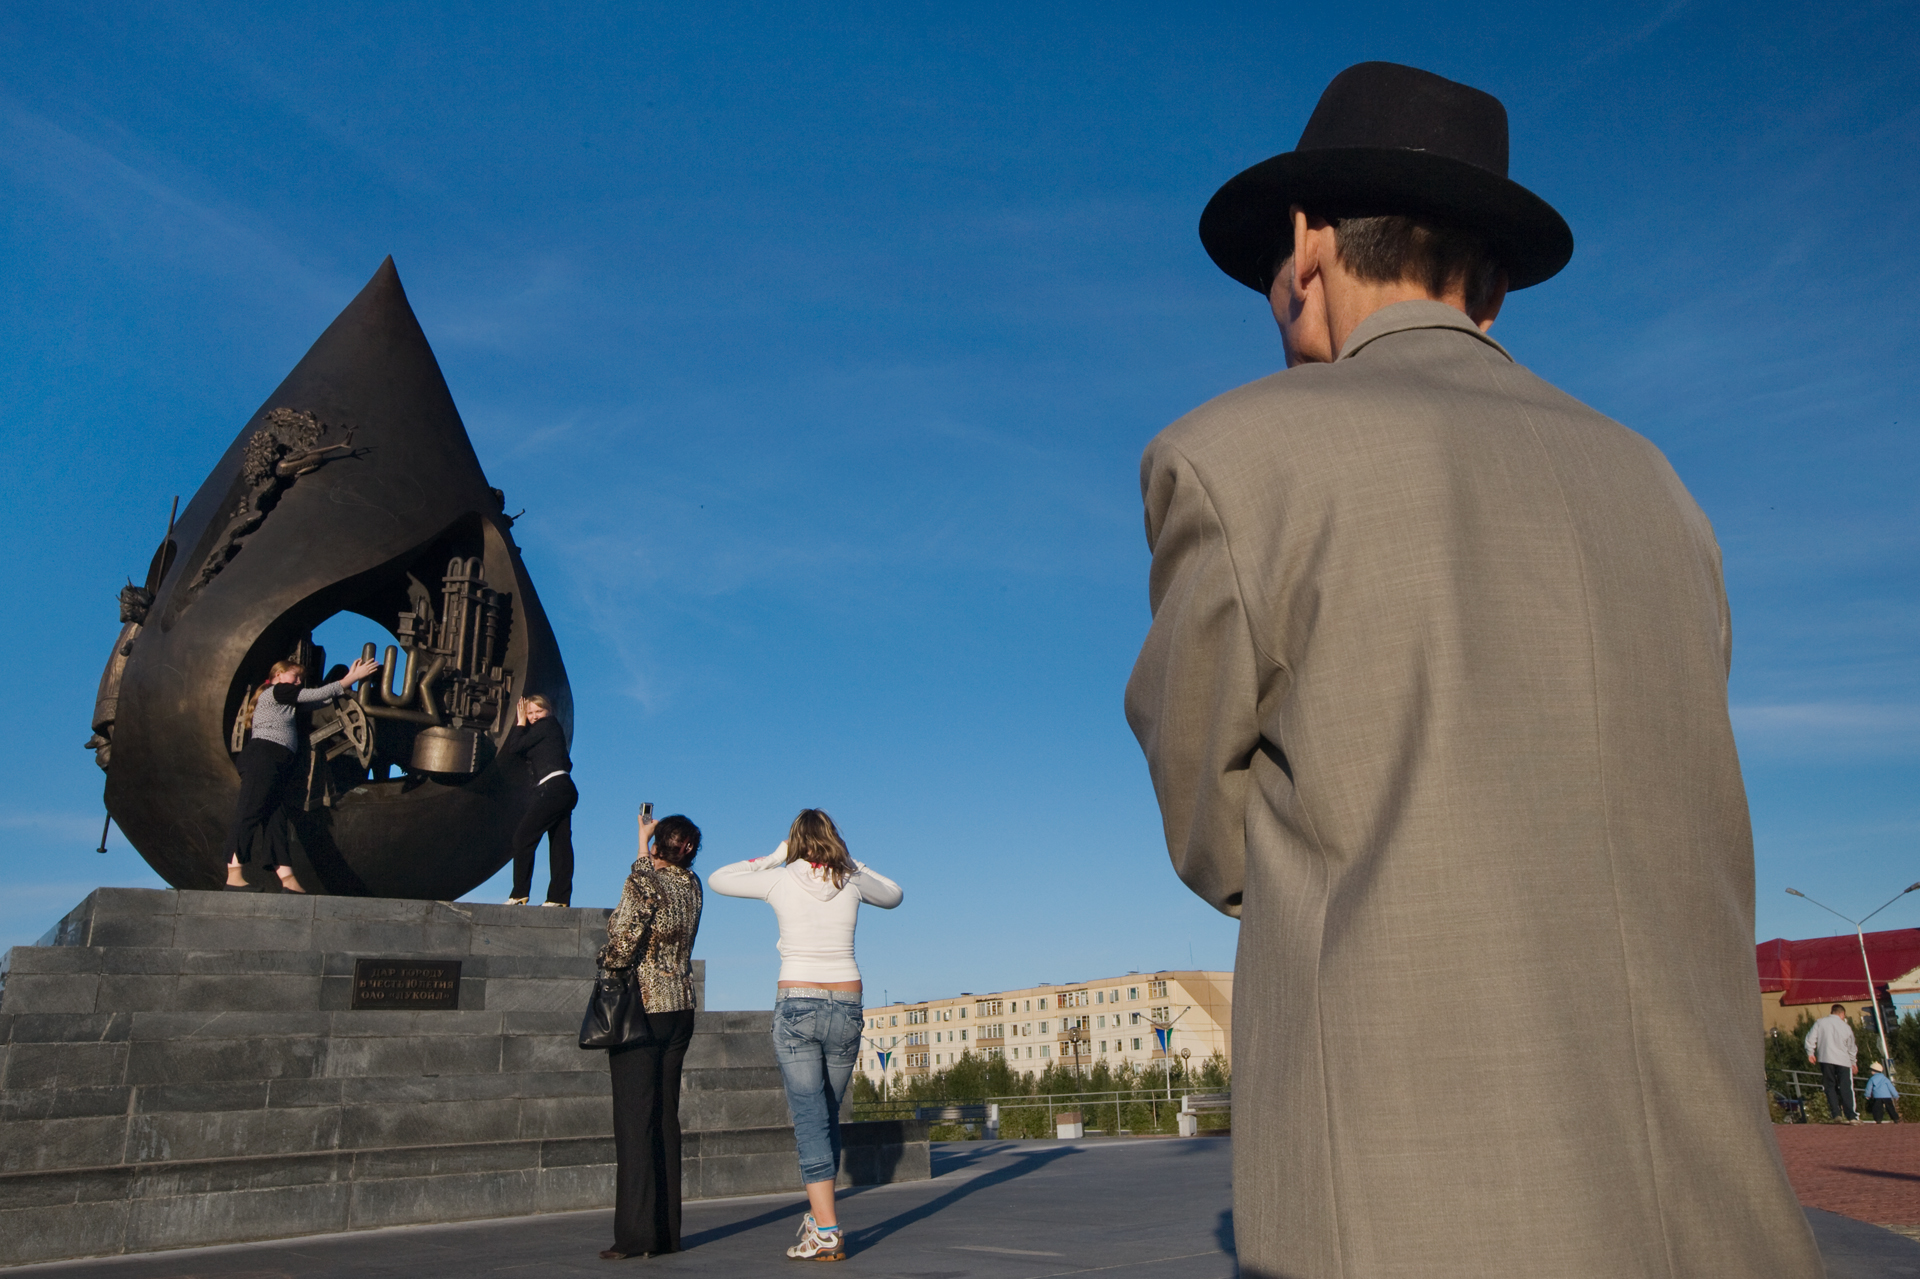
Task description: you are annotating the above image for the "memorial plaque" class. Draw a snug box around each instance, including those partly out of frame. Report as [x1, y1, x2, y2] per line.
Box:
[351, 958, 462, 1010]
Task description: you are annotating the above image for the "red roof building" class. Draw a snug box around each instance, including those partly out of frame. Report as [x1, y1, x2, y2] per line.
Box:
[1755, 928, 1920, 1034]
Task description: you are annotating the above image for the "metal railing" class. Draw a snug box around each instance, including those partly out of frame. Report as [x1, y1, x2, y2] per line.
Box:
[1773, 1068, 1912, 1102]
[855, 1088, 1230, 1137]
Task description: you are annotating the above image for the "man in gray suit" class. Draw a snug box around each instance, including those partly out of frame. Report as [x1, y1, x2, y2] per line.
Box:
[1126, 63, 1821, 1277]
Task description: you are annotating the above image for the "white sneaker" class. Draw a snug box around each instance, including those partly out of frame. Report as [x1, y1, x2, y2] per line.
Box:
[505, 896, 528, 905]
[787, 1213, 845, 1261]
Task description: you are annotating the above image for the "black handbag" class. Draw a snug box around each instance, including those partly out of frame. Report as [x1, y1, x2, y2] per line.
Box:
[579, 969, 656, 1049]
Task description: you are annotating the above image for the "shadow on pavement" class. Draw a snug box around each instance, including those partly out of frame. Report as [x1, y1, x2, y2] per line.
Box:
[1214, 1207, 1236, 1258]
[929, 1140, 1026, 1177]
[848, 1145, 1081, 1253]
[1831, 1165, 1920, 1183]
[680, 1199, 810, 1251]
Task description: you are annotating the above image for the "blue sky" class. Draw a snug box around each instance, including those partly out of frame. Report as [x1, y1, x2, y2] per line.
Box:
[1, 1, 1915, 1010]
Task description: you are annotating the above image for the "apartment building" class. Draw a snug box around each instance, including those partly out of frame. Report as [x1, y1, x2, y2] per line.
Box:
[856, 970, 1231, 1082]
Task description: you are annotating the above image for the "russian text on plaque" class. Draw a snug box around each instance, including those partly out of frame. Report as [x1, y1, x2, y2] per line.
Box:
[351, 958, 463, 1010]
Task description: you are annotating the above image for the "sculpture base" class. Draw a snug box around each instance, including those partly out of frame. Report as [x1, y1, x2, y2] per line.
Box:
[0, 889, 929, 1266]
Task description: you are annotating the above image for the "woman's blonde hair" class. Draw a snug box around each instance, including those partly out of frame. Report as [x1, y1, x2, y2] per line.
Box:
[522, 693, 554, 714]
[784, 809, 855, 888]
[261, 659, 304, 687]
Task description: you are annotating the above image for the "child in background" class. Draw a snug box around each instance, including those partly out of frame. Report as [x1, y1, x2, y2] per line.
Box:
[1864, 1062, 1900, 1123]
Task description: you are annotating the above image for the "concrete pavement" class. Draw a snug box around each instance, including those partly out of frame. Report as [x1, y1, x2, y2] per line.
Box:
[6, 1137, 1917, 1277]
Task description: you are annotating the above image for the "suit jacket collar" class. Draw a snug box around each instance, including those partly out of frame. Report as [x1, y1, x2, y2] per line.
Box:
[1337, 298, 1513, 363]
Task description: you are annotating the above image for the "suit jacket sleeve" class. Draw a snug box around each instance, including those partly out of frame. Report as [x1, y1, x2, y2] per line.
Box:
[1124, 439, 1263, 919]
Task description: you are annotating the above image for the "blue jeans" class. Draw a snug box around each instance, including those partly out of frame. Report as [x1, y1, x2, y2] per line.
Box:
[773, 992, 863, 1185]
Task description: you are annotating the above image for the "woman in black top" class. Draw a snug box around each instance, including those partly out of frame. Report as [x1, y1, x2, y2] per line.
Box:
[499, 693, 576, 906]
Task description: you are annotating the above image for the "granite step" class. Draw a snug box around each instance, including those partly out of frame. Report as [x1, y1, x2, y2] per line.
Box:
[0, 888, 923, 1266]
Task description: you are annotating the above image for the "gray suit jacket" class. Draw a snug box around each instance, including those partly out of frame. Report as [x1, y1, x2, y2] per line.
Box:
[1126, 301, 1819, 1278]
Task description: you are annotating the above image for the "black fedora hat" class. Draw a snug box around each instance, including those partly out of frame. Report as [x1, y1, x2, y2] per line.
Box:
[1200, 62, 1573, 292]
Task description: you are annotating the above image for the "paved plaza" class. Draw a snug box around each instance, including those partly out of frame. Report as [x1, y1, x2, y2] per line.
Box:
[6, 1137, 1919, 1278]
[1776, 1123, 1920, 1236]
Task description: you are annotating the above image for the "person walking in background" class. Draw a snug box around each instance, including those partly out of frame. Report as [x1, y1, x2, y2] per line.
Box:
[499, 693, 575, 906]
[597, 810, 704, 1260]
[224, 654, 378, 892]
[708, 809, 902, 1262]
[1807, 1004, 1860, 1123]
[1865, 1062, 1900, 1123]
[1125, 61, 1823, 1276]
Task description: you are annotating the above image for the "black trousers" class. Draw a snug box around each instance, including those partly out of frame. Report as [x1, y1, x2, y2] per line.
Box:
[1869, 1097, 1898, 1122]
[509, 776, 577, 904]
[1819, 1061, 1857, 1120]
[608, 1010, 697, 1256]
[224, 739, 295, 868]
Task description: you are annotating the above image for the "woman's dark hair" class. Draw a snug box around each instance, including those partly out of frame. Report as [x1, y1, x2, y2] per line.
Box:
[784, 808, 855, 889]
[652, 815, 702, 868]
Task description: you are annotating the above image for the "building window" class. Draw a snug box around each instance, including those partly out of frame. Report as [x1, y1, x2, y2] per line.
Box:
[1150, 1007, 1170, 1022]
[1041, 1045, 1050, 1058]
[1096, 991, 1104, 1004]
[907, 1008, 928, 1025]
[1040, 1021, 1049, 1033]
[960, 1029, 968, 1041]
[1127, 987, 1139, 1001]
[1130, 1012, 1141, 1026]
[890, 1015, 898, 1026]
[1148, 980, 1169, 999]
[1131, 1038, 1142, 1051]
[980, 1000, 1002, 1016]
[987, 1047, 1003, 1060]
[960, 1007, 968, 1018]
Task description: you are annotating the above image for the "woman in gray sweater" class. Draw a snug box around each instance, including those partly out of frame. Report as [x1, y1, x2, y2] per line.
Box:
[223, 655, 376, 891]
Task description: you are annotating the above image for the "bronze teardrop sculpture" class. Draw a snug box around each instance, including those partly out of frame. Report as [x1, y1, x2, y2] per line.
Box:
[92, 258, 572, 899]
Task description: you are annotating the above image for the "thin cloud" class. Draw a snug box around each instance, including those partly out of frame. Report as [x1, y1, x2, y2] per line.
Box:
[0, 95, 341, 306]
[0, 810, 114, 843]
[1731, 702, 1920, 756]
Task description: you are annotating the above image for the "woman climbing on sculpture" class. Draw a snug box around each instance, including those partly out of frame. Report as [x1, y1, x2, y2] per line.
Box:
[708, 809, 903, 1262]
[224, 655, 378, 892]
[500, 693, 576, 906]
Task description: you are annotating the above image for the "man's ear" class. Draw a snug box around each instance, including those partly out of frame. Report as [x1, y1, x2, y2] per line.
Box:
[1290, 207, 1318, 292]
[1473, 269, 1509, 332]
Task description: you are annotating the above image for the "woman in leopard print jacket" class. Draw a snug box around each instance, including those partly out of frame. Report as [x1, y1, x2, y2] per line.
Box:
[595, 811, 703, 1260]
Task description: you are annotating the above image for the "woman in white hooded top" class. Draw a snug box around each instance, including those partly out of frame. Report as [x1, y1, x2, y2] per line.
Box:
[708, 809, 902, 1262]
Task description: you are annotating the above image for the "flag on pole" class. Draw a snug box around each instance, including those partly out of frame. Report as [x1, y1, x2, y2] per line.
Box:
[876, 1049, 892, 1072]
[1153, 1027, 1172, 1055]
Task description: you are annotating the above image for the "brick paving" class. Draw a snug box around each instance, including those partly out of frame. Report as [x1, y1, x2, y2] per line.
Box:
[1775, 1122, 1920, 1227]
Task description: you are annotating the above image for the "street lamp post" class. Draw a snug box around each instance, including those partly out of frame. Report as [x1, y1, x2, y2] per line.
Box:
[1151, 1006, 1192, 1102]
[1784, 882, 1920, 1075]
[865, 1036, 894, 1103]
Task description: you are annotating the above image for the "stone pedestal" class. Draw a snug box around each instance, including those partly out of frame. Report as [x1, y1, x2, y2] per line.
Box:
[0, 889, 928, 1265]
